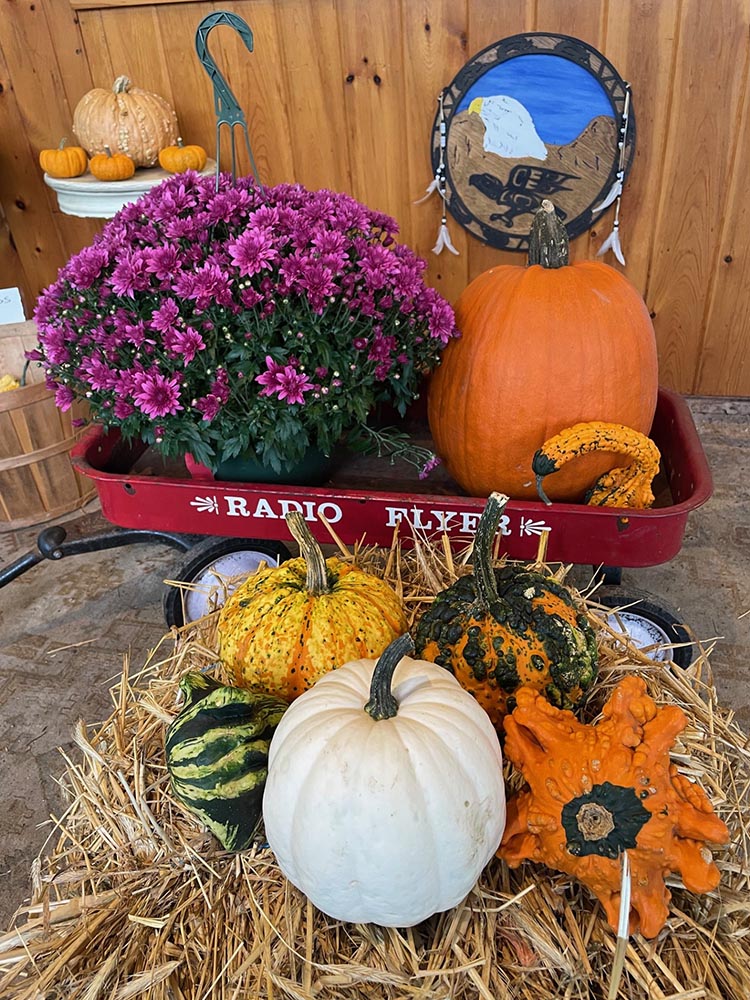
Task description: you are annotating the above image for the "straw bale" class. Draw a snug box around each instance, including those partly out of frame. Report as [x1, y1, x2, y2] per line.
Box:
[1, 533, 748, 1000]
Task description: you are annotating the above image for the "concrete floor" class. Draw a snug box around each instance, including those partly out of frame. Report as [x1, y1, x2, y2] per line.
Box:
[0, 397, 748, 928]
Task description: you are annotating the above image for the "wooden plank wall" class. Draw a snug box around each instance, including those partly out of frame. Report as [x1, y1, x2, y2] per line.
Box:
[0, 0, 748, 396]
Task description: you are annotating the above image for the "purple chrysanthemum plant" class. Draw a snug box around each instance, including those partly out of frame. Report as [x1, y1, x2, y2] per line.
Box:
[32, 172, 458, 475]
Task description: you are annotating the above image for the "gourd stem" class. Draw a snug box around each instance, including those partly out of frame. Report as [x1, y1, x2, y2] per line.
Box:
[285, 511, 330, 596]
[113, 75, 131, 94]
[528, 199, 569, 269]
[536, 474, 552, 506]
[365, 633, 414, 721]
[473, 492, 509, 610]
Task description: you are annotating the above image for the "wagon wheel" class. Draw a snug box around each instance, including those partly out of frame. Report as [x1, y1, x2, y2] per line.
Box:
[594, 586, 695, 670]
[163, 535, 291, 629]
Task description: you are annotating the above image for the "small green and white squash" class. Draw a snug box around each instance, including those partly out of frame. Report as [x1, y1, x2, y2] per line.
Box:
[165, 671, 287, 851]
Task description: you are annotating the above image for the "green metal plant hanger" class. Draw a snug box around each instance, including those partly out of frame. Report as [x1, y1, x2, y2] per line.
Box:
[195, 11, 261, 186]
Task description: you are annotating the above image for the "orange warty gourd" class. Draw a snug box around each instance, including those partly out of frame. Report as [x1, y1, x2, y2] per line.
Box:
[499, 679, 730, 938]
[428, 200, 659, 502]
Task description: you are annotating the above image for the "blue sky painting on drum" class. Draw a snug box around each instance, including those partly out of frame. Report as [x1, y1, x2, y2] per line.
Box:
[456, 54, 614, 149]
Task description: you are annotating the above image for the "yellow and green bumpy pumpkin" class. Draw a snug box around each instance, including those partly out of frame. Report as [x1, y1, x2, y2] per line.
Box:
[218, 513, 407, 701]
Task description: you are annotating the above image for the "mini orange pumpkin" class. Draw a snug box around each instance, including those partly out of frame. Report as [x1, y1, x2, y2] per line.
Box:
[39, 138, 88, 178]
[89, 146, 135, 182]
[158, 137, 208, 173]
[498, 678, 730, 938]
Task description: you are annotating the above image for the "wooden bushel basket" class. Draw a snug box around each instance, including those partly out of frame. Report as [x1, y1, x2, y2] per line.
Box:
[0, 321, 96, 531]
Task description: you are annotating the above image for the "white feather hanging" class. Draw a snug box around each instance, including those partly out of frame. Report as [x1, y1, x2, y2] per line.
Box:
[414, 91, 461, 256]
[593, 170, 623, 214]
[597, 223, 626, 266]
[596, 84, 631, 265]
[413, 177, 439, 205]
[432, 223, 459, 256]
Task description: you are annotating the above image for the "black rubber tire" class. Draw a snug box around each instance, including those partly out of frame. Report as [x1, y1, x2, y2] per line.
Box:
[163, 536, 292, 628]
[594, 586, 695, 669]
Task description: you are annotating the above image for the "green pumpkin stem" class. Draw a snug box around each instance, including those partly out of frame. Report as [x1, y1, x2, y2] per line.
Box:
[473, 492, 510, 609]
[528, 199, 569, 269]
[58, 138, 68, 150]
[364, 633, 414, 721]
[178, 670, 223, 708]
[285, 511, 331, 596]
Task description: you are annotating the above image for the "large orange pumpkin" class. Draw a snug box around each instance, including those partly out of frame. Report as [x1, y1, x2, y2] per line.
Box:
[428, 201, 659, 502]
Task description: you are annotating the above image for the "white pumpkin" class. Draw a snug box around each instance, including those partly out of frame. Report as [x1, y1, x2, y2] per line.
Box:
[262, 634, 506, 927]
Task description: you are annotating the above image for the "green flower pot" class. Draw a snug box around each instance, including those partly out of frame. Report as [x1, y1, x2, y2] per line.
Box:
[214, 447, 334, 485]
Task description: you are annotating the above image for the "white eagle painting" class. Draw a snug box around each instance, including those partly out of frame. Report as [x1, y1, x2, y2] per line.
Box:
[468, 94, 548, 161]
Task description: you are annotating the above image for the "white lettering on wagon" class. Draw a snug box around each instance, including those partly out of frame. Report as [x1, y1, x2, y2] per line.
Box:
[219, 495, 343, 523]
[384, 505, 512, 536]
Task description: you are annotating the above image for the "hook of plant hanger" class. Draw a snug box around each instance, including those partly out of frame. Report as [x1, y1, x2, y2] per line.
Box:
[195, 10, 261, 187]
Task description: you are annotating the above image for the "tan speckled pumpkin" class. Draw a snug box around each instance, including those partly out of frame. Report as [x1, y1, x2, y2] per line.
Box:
[218, 513, 408, 701]
[73, 76, 178, 167]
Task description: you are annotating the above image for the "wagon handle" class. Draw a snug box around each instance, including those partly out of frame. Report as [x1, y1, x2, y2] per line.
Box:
[195, 10, 261, 187]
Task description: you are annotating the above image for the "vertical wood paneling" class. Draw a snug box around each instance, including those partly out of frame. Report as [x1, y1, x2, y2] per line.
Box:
[82, 6, 179, 110]
[0, 2, 101, 278]
[696, 2, 750, 396]
[2, 0, 750, 395]
[41, 2, 95, 116]
[646, 0, 750, 393]
[75, 11, 116, 84]
[208, 1, 296, 183]
[0, 28, 69, 303]
[337, 0, 410, 222]
[155, 3, 217, 156]
[0, 203, 31, 316]
[401, 0, 470, 304]
[601, 1, 680, 291]
[275, 0, 351, 193]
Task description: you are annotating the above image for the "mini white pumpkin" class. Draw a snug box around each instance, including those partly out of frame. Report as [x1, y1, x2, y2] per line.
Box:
[263, 634, 506, 927]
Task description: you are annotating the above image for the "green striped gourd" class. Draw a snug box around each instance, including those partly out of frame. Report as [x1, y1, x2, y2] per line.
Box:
[165, 671, 287, 851]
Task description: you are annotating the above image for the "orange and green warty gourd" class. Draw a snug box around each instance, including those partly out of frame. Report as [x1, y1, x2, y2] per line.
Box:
[414, 492, 598, 725]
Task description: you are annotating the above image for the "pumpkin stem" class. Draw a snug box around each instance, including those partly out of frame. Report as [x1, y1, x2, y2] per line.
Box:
[285, 511, 331, 596]
[113, 75, 131, 94]
[473, 492, 510, 609]
[58, 138, 68, 150]
[364, 633, 414, 720]
[103, 145, 113, 158]
[178, 670, 223, 708]
[528, 200, 569, 269]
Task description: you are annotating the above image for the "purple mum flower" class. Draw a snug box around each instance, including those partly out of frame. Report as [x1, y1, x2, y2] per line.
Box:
[163, 326, 205, 364]
[132, 370, 183, 418]
[54, 385, 75, 410]
[298, 261, 337, 313]
[228, 228, 279, 277]
[113, 399, 135, 419]
[255, 356, 314, 405]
